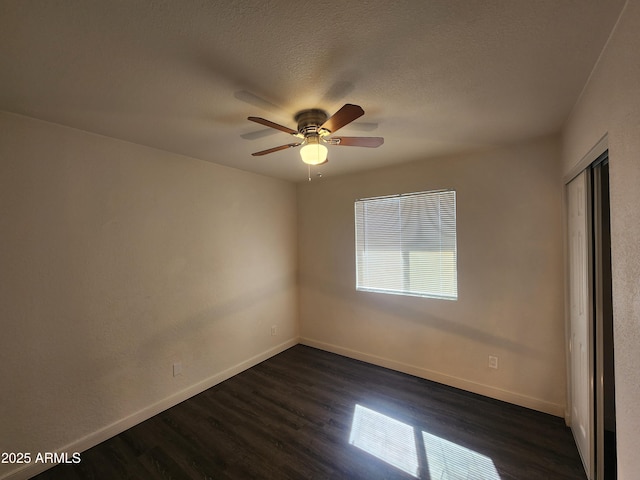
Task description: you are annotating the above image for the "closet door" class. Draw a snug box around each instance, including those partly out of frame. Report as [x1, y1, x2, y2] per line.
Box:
[567, 170, 594, 478]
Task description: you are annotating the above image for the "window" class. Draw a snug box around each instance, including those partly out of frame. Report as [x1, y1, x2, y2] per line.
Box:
[355, 189, 457, 300]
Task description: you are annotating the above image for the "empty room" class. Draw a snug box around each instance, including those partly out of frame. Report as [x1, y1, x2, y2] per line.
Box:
[1, 1, 639, 479]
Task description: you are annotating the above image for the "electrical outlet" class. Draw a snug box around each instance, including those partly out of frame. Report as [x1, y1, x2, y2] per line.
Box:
[173, 362, 182, 377]
[271, 325, 277, 336]
[488, 355, 499, 369]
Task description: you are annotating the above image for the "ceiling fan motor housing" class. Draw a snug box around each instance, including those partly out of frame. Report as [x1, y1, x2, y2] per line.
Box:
[295, 109, 330, 137]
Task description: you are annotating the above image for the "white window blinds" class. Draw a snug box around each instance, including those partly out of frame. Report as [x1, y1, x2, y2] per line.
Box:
[355, 189, 458, 300]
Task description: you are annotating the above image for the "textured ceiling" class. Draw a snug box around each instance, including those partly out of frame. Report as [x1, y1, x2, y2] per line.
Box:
[0, 0, 625, 182]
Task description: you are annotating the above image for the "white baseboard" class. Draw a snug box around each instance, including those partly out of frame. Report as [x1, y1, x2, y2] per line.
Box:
[2, 338, 298, 480]
[300, 337, 565, 417]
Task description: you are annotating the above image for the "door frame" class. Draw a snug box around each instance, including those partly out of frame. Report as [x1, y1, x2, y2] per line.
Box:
[563, 136, 611, 480]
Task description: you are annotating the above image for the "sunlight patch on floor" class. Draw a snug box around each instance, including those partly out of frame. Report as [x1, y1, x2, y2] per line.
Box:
[422, 431, 501, 479]
[349, 404, 501, 479]
[349, 404, 419, 477]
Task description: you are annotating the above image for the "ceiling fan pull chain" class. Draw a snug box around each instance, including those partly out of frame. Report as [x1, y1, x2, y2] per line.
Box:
[308, 164, 311, 182]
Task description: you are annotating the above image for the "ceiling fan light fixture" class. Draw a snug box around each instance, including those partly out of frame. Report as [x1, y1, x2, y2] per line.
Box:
[300, 136, 328, 165]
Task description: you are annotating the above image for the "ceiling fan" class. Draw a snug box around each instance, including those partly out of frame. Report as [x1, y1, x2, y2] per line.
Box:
[247, 104, 383, 165]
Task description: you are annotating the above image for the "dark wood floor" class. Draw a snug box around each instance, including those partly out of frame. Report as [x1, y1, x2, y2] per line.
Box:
[34, 345, 586, 479]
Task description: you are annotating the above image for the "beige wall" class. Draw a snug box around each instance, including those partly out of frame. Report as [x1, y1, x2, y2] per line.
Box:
[562, 1, 640, 476]
[0, 112, 298, 479]
[298, 135, 566, 415]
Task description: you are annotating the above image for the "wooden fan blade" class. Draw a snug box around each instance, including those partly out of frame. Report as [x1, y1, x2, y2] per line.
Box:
[251, 143, 301, 156]
[320, 104, 365, 134]
[332, 137, 384, 147]
[248, 116, 299, 135]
